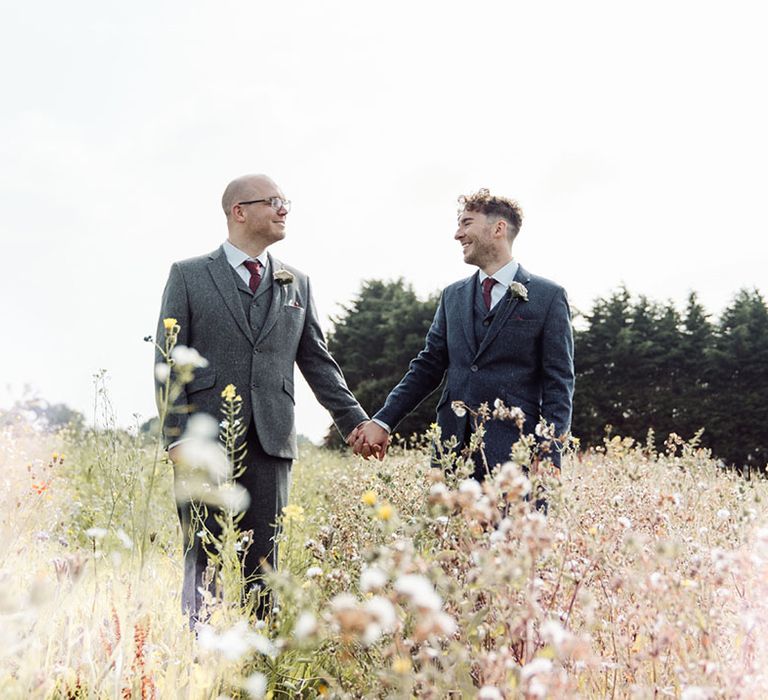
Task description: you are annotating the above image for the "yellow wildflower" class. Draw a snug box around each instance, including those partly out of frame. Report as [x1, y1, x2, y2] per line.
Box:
[163, 317, 178, 331]
[221, 384, 239, 402]
[376, 503, 394, 521]
[317, 680, 329, 696]
[361, 490, 377, 506]
[51, 452, 58, 462]
[282, 504, 305, 523]
[392, 656, 411, 674]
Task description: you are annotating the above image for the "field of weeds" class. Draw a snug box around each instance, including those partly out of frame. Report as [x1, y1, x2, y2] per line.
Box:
[1, 417, 767, 699]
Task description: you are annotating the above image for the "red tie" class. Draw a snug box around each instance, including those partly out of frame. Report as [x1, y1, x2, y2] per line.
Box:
[243, 260, 263, 293]
[482, 277, 497, 310]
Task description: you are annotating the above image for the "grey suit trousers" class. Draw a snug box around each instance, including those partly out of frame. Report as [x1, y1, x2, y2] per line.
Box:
[178, 426, 290, 619]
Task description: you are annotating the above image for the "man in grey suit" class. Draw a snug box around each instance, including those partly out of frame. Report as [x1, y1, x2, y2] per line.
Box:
[350, 189, 574, 479]
[156, 174, 367, 619]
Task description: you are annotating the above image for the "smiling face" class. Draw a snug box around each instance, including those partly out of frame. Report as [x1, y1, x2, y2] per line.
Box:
[223, 174, 288, 255]
[238, 178, 288, 245]
[454, 208, 511, 273]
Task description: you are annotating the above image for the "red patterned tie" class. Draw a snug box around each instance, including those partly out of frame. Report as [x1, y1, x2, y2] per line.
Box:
[243, 260, 263, 293]
[482, 277, 497, 310]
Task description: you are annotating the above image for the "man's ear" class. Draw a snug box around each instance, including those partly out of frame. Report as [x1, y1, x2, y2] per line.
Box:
[231, 204, 246, 223]
[493, 218, 508, 239]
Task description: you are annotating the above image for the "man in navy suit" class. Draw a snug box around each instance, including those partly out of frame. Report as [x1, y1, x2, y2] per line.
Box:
[349, 189, 574, 478]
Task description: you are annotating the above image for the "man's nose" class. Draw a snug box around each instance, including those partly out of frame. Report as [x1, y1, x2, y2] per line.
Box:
[454, 228, 462, 240]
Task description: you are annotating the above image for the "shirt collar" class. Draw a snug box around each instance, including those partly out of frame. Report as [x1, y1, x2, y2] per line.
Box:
[478, 259, 518, 286]
[223, 240, 268, 271]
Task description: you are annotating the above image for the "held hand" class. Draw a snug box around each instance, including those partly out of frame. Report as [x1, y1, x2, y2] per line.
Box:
[167, 445, 181, 463]
[349, 421, 390, 461]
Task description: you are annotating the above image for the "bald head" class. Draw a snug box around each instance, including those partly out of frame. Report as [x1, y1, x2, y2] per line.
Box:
[221, 174, 278, 218]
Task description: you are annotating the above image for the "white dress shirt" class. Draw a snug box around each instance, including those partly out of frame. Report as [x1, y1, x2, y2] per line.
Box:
[478, 259, 519, 309]
[223, 239, 269, 284]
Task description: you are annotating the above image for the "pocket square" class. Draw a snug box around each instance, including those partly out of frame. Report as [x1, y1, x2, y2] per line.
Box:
[286, 300, 303, 309]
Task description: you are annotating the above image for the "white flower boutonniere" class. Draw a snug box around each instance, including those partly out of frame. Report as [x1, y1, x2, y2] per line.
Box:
[274, 269, 295, 285]
[509, 281, 529, 301]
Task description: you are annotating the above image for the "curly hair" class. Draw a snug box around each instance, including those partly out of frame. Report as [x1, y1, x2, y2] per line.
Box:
[458, 188, 523, 241]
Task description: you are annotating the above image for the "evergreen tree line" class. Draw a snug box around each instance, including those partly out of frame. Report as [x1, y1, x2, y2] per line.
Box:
[326, 280, 768, 470]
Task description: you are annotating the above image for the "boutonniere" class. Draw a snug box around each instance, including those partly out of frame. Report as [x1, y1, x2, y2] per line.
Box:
[509, 281, 529, 301]
[274, 269, 294, 285]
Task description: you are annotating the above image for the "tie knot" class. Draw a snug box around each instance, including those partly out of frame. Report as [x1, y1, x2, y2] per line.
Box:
[482, 277, 497, 293]
[243, 260, 262, 274]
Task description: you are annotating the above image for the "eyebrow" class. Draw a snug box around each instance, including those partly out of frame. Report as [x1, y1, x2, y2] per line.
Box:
[459, 216, 474, 224]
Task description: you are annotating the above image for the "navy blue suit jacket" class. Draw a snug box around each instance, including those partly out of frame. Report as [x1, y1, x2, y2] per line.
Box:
[374, 265, 574, 468]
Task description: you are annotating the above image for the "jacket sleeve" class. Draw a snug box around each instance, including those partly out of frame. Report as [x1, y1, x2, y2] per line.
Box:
[539, 286, 575, 439]
[295, 277, 368, 439]
[373, 291, 450, 431]
[154, 263, 191, 446]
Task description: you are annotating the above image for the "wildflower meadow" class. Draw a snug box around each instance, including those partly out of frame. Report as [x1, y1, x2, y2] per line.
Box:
[2, 335, 767, 698]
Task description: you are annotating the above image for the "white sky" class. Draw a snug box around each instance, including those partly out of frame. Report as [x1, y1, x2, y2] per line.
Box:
[1, 1, 766, 442]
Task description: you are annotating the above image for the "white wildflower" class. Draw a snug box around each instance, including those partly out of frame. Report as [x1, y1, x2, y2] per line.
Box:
[431, 611, 457, 636]
[394, 574, 442, 611]
[171, 345, 209, 369]
[521, 657, 553, 680]
[478, 687, 503, 700]
[458, 478, 482, 500]
[197, 622, 250, 661]
[242, 672, 268, 699]
[116, 529, 133, 549]
[215, 482, 250, 512]
[178, 440, 231, 481]
[359, 567, 387, 592]
[618, 517, 632, 529]
[681, 687, 713, 700]
[154, 362, 170, 382]
[363, 623, 383, 646]
[364, 596, 397, 632]
[306, 566, 323, 579]
[185, 413, 219, 440]
[330, 593, 358, 611]
[716, 509, 730, 520]
[451, 401, 467, 417]
[293, 612, 317, 640]
[85, 527, 107, 540]
[541, 619, 569, 649]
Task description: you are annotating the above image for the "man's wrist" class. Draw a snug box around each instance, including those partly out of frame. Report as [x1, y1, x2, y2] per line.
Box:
[371, 418, 391, 433]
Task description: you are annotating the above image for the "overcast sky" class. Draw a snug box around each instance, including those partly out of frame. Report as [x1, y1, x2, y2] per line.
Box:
[1, 1, 766, 442]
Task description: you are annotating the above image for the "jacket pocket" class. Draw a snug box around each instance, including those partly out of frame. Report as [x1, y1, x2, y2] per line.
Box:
[282, 376, 295, 404]
[504, 392, 539, 417]
[187, 366, 216, 394]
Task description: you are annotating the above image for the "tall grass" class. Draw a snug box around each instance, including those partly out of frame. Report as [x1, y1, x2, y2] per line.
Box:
[1, 403, 767, 698]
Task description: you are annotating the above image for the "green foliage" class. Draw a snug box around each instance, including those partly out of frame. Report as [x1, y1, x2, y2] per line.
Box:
[706, 288, 768, 468]
[574, 286, 768, 469]
[325, 279, 441, 446]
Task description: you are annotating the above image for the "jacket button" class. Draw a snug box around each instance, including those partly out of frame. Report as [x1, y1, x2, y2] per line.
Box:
[470, 364, 478, 372]
[483, 320, 490, 326]
[253, 347, 260, 354]
[251, 382, 258, 389]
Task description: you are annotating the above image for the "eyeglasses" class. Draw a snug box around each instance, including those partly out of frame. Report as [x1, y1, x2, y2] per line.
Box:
[236, 197, 291, 213]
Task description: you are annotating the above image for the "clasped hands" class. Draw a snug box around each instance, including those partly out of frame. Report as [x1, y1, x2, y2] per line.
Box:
[347, 420, 390, 460]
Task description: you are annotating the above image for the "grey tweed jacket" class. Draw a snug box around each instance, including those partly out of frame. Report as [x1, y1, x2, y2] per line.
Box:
[155, 245, 367, 459]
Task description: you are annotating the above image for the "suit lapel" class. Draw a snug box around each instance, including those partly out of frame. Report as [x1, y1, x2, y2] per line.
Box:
[207, 246, 254, 344]
[474, 264, 532, 360]
[254, 252, 284, 345]
[457, 273, 478, 357]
